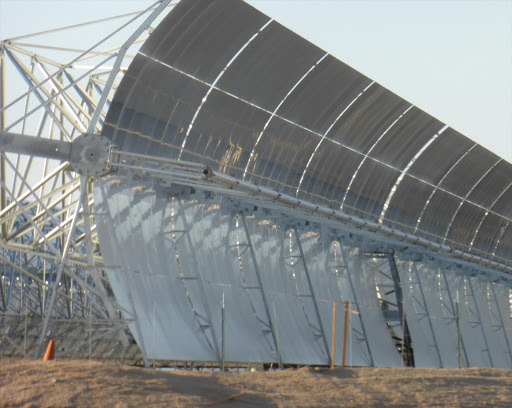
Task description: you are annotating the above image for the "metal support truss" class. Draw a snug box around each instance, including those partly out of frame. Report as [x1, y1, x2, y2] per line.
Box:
[0, 2, 176, 361]
[80, 178, 130, 353]
[364, 251, 406, 364]
[335, 241, 375, 366]
[464, 276, 494, 367]
[239, 215, 282, 368]
[291, 229, 331, 365]
[438, 268, 469, 366]
[161, 198, 222, 366]
[2, 0, 511, 369]
[96, 182, 149, 367]
[35, 176, 87, 358]
[489, 282, 512, 367]
[1, 45, 7, 238]
[408, 262, 443, 367]
[387, 252, 415, 366]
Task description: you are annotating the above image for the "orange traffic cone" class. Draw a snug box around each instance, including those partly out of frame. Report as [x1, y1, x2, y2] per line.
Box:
[43, 340, 55, 361]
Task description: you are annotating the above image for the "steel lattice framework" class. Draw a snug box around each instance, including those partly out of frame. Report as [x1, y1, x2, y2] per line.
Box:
[1, 0, 511, 369]
[0, 1, 178, 362]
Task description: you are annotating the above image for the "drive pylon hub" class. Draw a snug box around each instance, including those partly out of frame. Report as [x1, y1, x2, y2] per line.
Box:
[69, 133, 112, 177]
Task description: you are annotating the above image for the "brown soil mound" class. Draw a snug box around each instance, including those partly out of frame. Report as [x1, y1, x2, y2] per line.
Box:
[1, 359, 511, 407]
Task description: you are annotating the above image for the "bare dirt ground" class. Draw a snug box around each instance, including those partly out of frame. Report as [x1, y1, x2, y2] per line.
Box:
[1, 359, 511, 407]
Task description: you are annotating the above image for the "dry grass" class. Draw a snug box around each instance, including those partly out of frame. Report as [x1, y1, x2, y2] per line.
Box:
[1, 359, 511, 407]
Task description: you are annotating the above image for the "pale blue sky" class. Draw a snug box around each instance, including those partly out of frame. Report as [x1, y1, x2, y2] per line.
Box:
[1, 0, 511, 161]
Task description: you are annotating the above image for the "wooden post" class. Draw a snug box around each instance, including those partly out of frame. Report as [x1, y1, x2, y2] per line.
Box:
[331, 301, 337, 369]
[342, 300, 349, 368]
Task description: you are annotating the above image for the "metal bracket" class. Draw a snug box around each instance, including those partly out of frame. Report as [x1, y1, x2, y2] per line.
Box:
[69, 132, 111, 177]
[0, 131, 112, 177]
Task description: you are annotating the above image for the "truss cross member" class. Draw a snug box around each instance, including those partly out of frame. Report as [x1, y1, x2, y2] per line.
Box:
[35, 177, 87, 358]
[465, 277, 494, 367]
[410, 263, 443, 368]
[387, 252, 415, 367]
[0, 44, 6, 238]
[98, 182, 150, 367]
[0, 131, 112, 177]
[0, 327, 30, 358]
[86, 0, 174, 133]
[294, 229, 331, 366]
[176, 200, 222, 367]
[240, 215, 282, 368]
[439, 268, 469, 366]
[338, 243, 375, 366]
[489, 283, 512, 367]
[80, 178, 130, 351]
[0, 131, 71, 161]
[0, 266, 6, 311]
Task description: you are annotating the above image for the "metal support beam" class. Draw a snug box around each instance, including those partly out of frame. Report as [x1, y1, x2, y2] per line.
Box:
[294, 229, 331, 365]
[80, 178, 130, 351]
[4, 47, 73, 139]
[35, 177, 87, 358]
[240, 215, 282, 368]
[175, 200, 222, 366]
[97, 182, 149, 367]
[0, 44, 7, 238]
[87, 0, 173, 133]
[489, 282, 512, 367]
[208, 170, 512, 277]
[387, 252, 415, 367]
[0, 131, 111, 177]
[1, 154, 81, 256]
[13, 107, 50, 204]
[409, 263, 443, 367]
[0, 131, 72, 161]
[465, 276, 494, 367]
[0, 327, 30, 358]
[338, 243, 375, 366]
[439, 268, 469, 366]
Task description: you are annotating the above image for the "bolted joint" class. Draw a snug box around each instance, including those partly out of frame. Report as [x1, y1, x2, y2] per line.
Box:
[69, 133, 112, 177]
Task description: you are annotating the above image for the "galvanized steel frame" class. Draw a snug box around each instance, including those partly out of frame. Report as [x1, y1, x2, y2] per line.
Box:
[0, 1, 175, 361]
[1, 0, 511, 369]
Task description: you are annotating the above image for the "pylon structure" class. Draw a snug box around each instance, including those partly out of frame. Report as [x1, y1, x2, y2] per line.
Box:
[1, 0, 511, 370]
[0, 1, 177, 363]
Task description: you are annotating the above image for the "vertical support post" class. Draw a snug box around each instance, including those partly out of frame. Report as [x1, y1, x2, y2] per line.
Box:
[98, 182, 150, 367]
[177, 201, 222, 367]
[81, 178, 130, 350]
[342, 300, 349, 368]
[490, 283, 512, 367]
[241, 215, 282, 368]
[401, 299, 406, 365]
[294, 229, 331, 366]
[0, 264, 6, 311]
[0, 43, 7, 239]
[388, 252, 414, 367]
[456, 295, 461, 368]
[440, 268, 469, 366]
[337, 244, 374, 366]
[410, 263, 443, 367]
[221, 293, 226, 372]
[42, 246, 46, 314]
[465, 276, 494, 367]
[35, 177, 87, 358]
[272, 301, 281, 369]
[331, 301, 336, 369]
